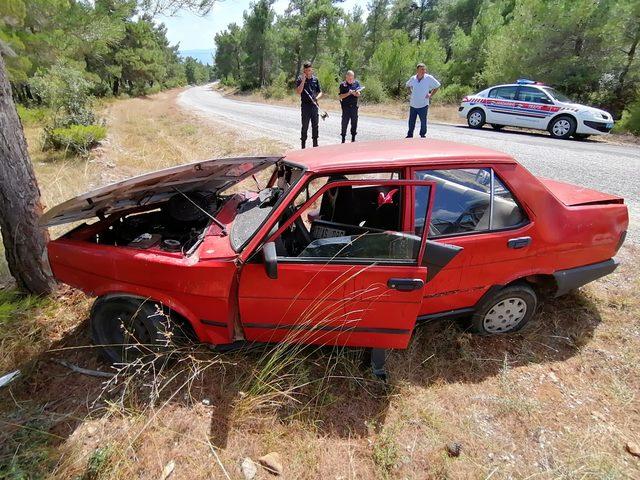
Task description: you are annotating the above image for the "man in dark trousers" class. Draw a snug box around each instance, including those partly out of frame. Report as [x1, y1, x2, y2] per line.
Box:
[295, 61, 323, 148]
[338, 70, 361, 143]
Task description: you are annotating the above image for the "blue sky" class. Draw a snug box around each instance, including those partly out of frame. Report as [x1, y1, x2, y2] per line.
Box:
[159, 0, 359, 51]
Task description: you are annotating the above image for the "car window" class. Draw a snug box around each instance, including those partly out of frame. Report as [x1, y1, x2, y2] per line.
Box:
[414, 169, 526, 237]
[274, 177, 427, 264]
[488, 86, 518, 100]
[517, 86, 552, 104]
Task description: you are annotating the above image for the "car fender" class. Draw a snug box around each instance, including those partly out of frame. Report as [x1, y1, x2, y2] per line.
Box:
[90, 286, 205, 340]
[545, 111, 577, 130]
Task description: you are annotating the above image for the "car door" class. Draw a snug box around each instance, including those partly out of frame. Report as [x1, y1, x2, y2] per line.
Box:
[514, 86, 556, 129]
[412, 166, 534, 315]
[237, 178, 436, 350]
[485, 86, 521, 126]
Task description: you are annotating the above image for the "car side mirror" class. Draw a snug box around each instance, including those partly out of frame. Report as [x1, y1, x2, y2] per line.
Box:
[263, 241, 278, 279]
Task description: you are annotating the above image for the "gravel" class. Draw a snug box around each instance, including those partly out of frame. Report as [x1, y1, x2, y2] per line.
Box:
[178, 85, 639, 244]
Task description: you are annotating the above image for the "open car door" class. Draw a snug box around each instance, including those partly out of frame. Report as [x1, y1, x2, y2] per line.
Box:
[237, 178, 436, 350]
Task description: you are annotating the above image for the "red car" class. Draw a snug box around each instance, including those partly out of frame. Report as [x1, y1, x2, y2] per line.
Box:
[42, 140, 627, 375]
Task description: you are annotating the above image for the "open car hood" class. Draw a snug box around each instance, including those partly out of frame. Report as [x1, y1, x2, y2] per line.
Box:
[40, 156, 280, 227]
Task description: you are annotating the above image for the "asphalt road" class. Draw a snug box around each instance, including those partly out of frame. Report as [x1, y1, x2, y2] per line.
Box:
[178, 85, 639, 244]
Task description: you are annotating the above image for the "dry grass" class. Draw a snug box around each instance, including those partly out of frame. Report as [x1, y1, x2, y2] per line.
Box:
[1, 88, 639, 479]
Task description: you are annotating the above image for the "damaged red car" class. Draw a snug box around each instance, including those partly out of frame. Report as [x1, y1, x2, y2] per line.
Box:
[42, 139, 628, 374]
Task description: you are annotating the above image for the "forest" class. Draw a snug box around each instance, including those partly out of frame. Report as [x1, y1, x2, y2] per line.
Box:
[1, 0, 213, 153]
[215, 0, 640, 133]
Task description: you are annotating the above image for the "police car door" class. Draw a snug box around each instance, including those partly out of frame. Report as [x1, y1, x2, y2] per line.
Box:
[485, 86, 522, 127]
[514, 86, 556, 129]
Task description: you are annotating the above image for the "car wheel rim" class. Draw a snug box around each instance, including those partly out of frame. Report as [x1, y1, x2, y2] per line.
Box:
[483, 297, 527, 333]
[553, 119, 571, 136]
[469, 112, 482, 126]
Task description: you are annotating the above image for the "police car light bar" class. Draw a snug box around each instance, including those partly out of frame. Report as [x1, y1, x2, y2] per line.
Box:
[516, 78, 544, 85]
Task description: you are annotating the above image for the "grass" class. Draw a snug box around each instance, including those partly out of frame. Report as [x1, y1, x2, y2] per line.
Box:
[1, 87, 639, 479]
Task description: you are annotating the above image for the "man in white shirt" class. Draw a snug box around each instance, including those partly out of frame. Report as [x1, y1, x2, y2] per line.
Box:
[405, 63, 441, 138]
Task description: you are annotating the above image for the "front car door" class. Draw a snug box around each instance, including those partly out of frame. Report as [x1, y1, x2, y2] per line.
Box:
[514, 86, 557, 129]
[237, 177, 436, 350]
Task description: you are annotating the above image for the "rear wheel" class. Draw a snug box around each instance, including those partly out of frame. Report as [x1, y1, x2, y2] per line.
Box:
[490, 124, 504, 130]
[467, 109, 486, 129]
[549, 115, 576, 139]
[469, 284, 537, 335]
[90, 296, 180, 364]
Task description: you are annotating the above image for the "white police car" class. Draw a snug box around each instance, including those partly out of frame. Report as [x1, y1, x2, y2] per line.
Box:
[458, 79, 614, 139]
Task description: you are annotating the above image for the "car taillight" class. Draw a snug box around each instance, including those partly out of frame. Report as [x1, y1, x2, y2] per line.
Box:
[462, 96, 469, 102]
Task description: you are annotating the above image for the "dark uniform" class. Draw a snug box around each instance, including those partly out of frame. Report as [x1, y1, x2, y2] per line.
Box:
[296, 75, 322, 149]
[339, 79, 360, 143]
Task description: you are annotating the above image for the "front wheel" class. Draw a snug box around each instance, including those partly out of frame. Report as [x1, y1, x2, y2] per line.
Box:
[549, 116, 576, 139]
[469, 284, 538, 335]
[467, 109, 485, 129]
[90, 296, 180, 364]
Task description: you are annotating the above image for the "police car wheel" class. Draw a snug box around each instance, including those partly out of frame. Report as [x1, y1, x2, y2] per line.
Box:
[549, 115, 576, 139]
[490, 124, 504, 130]
[467, 109, 485, 129]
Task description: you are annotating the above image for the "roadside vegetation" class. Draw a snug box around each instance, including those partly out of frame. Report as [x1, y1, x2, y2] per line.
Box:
[1, 87, 639, 480]
[215, 0, 640, 134]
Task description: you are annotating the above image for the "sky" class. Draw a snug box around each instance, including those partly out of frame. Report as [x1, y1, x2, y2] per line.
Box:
[158, 0, 359, 52]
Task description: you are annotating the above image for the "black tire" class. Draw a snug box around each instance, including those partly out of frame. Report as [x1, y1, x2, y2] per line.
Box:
[469, 284, 537, 335]
[467, 108, 486, 129]
[548, 115, 577, 139]
[90, 296, 180, 364]
[573, 133, 591, 140]
[490, 124, 504, 130]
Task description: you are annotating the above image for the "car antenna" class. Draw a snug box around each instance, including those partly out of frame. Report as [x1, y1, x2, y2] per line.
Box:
[171, 187, 227, 236]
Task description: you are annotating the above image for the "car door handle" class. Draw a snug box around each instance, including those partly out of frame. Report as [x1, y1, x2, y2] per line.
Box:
[508, 236, 532, 249]
[387, 278, 425, 292]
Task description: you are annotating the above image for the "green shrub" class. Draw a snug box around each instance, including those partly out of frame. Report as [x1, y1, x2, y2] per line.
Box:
[264, 71, 288, 99]
[435, 83, 474, 104]
[316, 61, 340, 98]
[16, 105, 50, 126]
[615, 97, 640, 135]
[360, 76, 387, 104]
[43, 124, 107, 155]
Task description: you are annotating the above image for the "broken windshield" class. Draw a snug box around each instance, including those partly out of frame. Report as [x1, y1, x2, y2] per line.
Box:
[229, 162, 304, 251]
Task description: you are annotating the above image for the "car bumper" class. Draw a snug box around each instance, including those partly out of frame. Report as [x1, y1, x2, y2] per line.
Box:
[458, 105, 470, 118]
[553, 258, 619, 297]
[576, 119, 614, 135]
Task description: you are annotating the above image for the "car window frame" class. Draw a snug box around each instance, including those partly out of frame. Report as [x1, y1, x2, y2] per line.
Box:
[488, 85, 519, 100]
[412, 166, 530, 240]
[515, 86, 554, 105]
[265, 178, 436, 266]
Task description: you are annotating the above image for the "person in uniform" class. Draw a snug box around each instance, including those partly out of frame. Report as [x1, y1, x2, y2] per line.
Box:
[295, 61, 323, 148]
[338, 70, 361, 143]
[405, 63, 441, 138]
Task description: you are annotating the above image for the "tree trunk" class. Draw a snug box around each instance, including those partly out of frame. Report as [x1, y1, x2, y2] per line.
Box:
[0, 54, 55, 295]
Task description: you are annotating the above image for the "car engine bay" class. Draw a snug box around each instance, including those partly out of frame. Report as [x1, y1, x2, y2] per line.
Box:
[93, 191, 219, 255]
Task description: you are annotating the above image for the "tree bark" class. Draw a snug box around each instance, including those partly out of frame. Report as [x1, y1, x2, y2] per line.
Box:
[0, 54, 55, 295]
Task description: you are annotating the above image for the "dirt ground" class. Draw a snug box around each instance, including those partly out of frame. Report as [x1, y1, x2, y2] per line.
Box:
[1, 88, 639, 479]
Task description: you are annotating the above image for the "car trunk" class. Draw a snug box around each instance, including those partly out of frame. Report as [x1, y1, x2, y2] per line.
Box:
[539, 178, 624, 207]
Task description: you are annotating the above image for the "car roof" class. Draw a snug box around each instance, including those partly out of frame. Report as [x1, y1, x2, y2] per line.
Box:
[284, 139, 515, 173]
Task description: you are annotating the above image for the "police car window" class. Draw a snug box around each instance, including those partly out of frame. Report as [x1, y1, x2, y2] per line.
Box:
[274, 177, 425, 264]
[488, 86, 517, 100]
[517, 86, 552, 104]
[414, 169, 526, 237]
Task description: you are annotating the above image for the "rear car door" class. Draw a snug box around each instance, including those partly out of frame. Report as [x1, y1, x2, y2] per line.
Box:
[237, 178, 436, 350]
[413, 166, 534, 315]
[485, 86, 521, 126]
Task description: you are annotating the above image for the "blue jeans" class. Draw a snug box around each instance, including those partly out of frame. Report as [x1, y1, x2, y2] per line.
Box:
[407, 106, 428, 138]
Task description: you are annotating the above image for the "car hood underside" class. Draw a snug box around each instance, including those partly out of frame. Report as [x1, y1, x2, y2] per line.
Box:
[40, 156, 281, 227]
